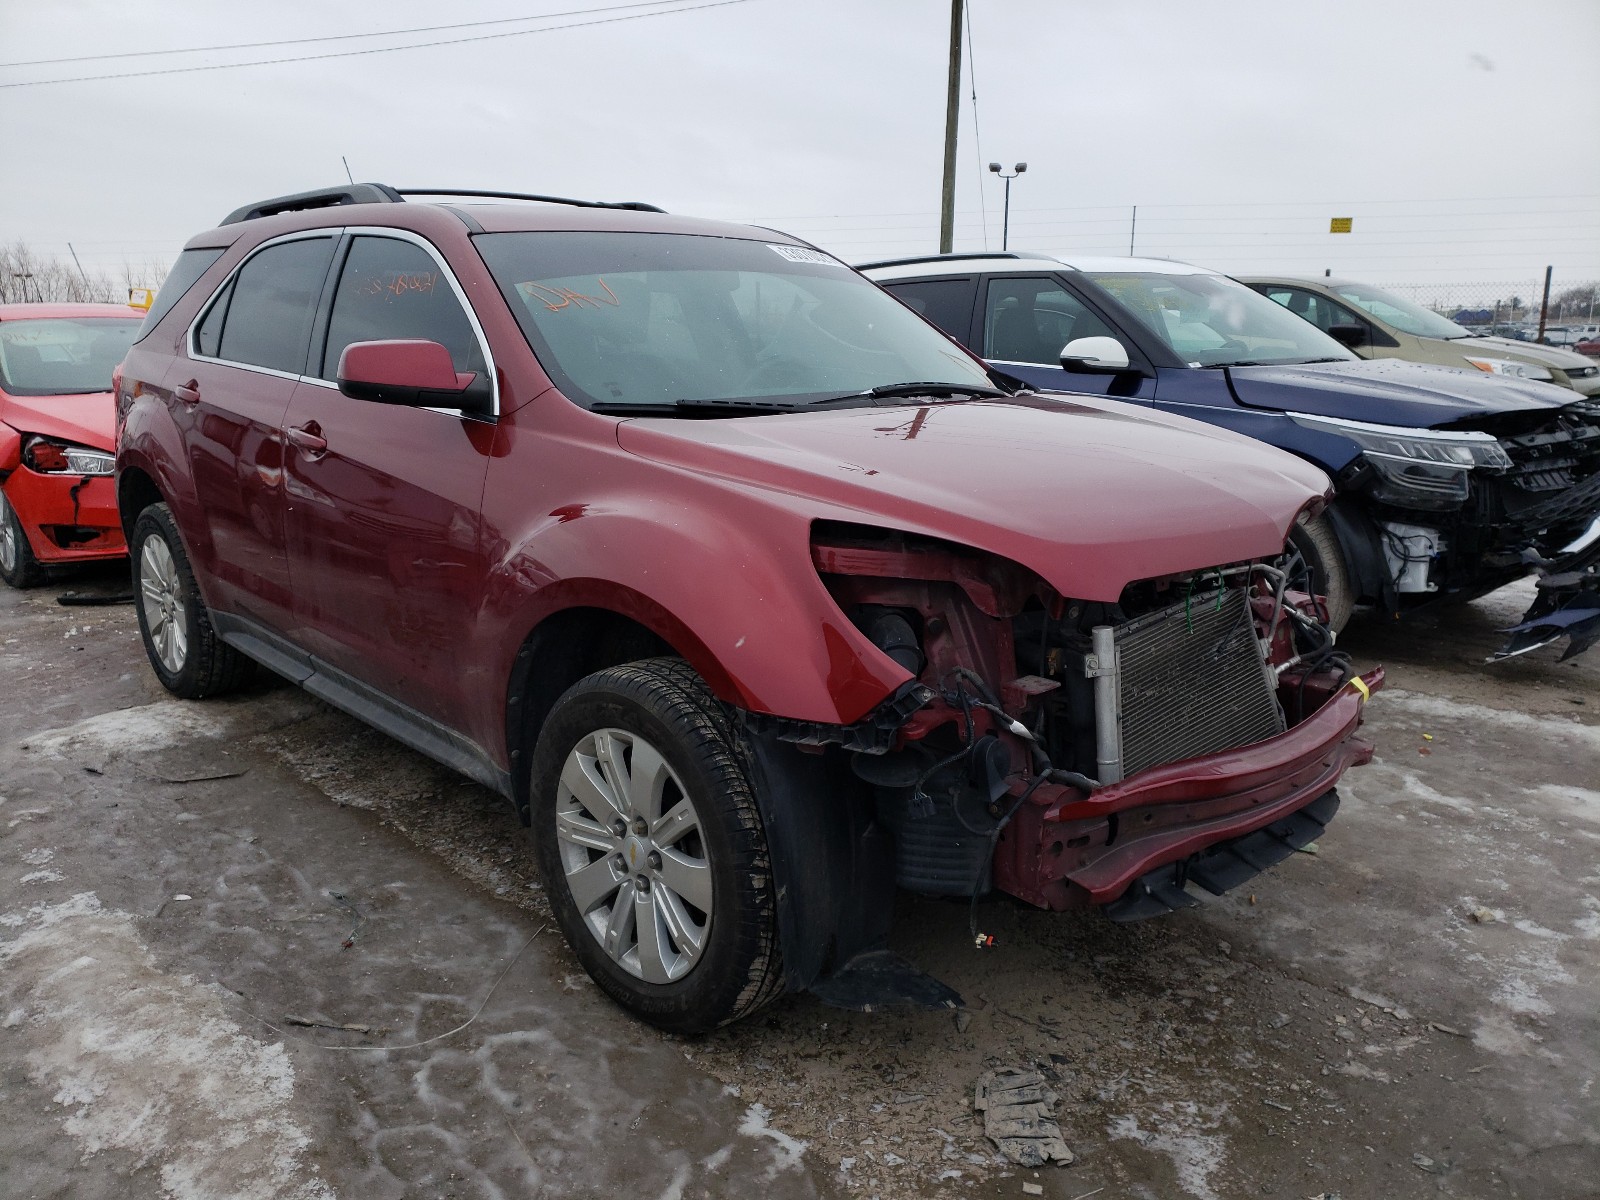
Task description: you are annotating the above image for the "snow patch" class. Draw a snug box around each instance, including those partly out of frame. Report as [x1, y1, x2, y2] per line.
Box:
[738, 1103, 808, 1179]
[1108, 1105, 1229, 1200]
[0, 892, 334, 1200]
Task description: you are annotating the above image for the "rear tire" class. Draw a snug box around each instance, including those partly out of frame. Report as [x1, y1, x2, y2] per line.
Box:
[0, 488, 46, 589]
[530, 658, 784, 1034]
[130, 503, 250, 699]
[1288, 511, 1354, 632]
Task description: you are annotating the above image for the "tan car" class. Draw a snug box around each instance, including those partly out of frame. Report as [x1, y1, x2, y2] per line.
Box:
[1241, 276, 1600, 397]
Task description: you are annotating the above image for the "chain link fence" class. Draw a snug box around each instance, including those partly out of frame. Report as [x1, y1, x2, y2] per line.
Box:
[1375, 279, 1599, 341]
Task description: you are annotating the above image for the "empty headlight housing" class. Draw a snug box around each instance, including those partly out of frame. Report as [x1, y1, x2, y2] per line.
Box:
[1290, 413, 1510, 509]
[22, 436, 115, 477]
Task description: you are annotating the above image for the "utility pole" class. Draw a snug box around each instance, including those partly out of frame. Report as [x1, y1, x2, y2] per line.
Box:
[938, 0, 963, 254]
[67, 243, 93, 296]
[1537, 265, 1553, 342]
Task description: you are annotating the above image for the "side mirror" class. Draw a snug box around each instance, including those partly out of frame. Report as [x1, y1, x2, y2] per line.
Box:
[337, 340, 488, 413]
[1326, 323, 1369, 350]
[1060, 336, 1132, 373]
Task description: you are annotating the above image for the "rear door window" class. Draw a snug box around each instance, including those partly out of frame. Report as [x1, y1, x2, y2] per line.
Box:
[318, 236, 486, 380]
[214, 237, 338, 375]
[883, 277, 977, 341]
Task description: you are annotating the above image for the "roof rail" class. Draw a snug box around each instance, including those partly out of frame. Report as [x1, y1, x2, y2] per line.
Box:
[854, 250, 1054, 270]
[220, 183, 666, 226]
[220, 183, 404, 226]
[397, 188, 665, 214]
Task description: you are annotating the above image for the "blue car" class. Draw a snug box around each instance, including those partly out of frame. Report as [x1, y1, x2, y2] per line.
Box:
[860, 253, 1600, 659]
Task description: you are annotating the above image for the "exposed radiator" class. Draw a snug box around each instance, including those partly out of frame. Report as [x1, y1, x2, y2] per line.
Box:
[1090, 587, 1285, 782]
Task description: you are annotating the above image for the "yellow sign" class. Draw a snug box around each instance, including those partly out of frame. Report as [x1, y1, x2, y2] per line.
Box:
[1329, 217, 1353, 234]
[128, 287, 155, 310]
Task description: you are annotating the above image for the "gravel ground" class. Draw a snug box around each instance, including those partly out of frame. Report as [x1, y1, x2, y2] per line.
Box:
[2, 564, 1596, 1200]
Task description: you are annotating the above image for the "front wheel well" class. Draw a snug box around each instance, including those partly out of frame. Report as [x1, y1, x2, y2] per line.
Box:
[116, 467, 164, 541]
[505, 607, 676, 821]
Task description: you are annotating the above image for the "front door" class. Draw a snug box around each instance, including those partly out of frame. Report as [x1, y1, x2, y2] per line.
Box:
[976, 275, 1155, 399]
[282, 232, 496, 727]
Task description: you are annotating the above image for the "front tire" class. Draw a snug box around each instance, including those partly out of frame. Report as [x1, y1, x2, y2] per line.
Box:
[130, 503, 250, 699]
[0, 487, 45, 589]
[530, 658, 783, 1034]
[1288, 511, 1354, 632]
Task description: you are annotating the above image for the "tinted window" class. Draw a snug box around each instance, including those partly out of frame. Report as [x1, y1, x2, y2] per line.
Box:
[885, 278, 976, 340]
[320, 236, 485, 379]
[0, 318, 143, 396]
[216, 237, 337, 374]
[982, 277, 1116, 364]
[1261, 287, 1366, 334]
[135, 247, 224, 342]
[195, 278, 232, 359]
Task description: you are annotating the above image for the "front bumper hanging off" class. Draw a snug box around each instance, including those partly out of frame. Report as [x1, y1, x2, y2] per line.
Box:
[990, 670, 1383, 916]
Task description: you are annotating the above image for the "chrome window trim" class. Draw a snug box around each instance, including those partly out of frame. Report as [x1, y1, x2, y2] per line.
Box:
[184, 226, 498, 418]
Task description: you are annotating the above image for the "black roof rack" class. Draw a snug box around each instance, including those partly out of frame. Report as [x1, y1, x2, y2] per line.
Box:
[397, 188, 665, 213]
[220, 182, 665, 226]
[854, 250, 1055, 270]
[220, 183, 404, 225]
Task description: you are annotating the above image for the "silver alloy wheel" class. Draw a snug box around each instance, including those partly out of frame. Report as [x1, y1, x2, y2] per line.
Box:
[138, 536, 188, 674]
[555, 728, 712, 984]
[0, 491, 17, 574]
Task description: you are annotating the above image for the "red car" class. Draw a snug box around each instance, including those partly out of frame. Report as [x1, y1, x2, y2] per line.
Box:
[0, 303, 145, 588]
[116, 185, 1382, 1032]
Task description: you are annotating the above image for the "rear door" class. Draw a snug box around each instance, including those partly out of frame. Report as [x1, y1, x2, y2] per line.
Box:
[281, 230, 496, 727]
[174, 233, 338, 627]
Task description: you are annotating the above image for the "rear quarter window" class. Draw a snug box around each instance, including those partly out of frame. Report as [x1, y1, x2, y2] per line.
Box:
[134, 247, 225, 342]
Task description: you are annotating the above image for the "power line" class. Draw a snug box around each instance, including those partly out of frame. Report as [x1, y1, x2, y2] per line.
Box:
[0, 0, 758, 89]
[0, 0, 690, 68]
[964, 2, 989, 252]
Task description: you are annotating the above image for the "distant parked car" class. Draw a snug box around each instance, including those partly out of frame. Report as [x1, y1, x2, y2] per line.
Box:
[1576, 338, 1600, 357]
[860, 253, 1600, 657]
[1240, 277, 1600, 398]
[0, 303, 144, 588]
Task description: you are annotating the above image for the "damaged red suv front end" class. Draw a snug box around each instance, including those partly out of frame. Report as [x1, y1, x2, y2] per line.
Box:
[807, 519, 1381, 927]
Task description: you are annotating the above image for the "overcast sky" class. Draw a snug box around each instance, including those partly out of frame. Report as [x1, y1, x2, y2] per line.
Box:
[3, 0, 1598, 301]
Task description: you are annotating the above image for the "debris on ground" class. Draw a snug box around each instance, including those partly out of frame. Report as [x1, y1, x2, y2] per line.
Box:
[974, 1068, 1075, 1168]
[284, 1014, 376, 1034]
[1412, 1153, 1442, 1174]
[1469, 907, 1497, 924]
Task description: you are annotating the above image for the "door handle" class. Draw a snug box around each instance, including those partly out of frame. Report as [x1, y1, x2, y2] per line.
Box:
[174, 380, 200, 406]
[286, 424, 328, 454]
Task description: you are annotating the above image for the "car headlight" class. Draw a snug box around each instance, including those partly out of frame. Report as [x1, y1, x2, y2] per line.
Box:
[1289, 412, 1510, 509]
[1463, 356, 1554, 382]
[22, 436, 115, 477]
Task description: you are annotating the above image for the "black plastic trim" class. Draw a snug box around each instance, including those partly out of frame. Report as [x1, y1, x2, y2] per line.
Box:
[221, 184, 404, 225]
[212, 611, 512, 798]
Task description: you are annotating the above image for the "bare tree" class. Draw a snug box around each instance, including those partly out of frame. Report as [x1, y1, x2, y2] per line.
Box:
[1, 241, 168, 305]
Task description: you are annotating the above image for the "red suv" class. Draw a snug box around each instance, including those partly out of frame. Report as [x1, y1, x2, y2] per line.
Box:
[116, 185, 1382, 1032]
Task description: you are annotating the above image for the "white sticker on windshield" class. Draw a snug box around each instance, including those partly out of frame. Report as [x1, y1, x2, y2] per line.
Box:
[767, 244, 840, 267]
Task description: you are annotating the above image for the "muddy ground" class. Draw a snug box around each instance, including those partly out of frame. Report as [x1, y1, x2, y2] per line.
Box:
[2, 565, 1596, 1200]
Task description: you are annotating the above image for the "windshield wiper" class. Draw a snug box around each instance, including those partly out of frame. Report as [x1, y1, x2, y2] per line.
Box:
[865, 380, 1009, 400]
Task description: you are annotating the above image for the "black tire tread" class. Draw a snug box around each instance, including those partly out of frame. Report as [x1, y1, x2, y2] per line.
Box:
[0, 490, 47, 589]
[131, 503, 251, 699]
[533, 657, 784, 1033]
[1290, 511, 1354, 632]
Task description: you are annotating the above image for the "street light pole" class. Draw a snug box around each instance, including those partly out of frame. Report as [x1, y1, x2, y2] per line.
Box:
[988, 162, 1027, 251]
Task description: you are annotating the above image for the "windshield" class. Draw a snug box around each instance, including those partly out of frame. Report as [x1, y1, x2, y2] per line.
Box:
[0, 317, 142, 397]
[1330, 283, 1473, 339]
[1082, 271, 1355, 368]
[475, 232, 994, 410]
